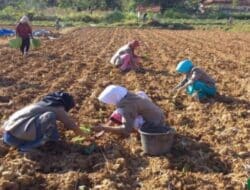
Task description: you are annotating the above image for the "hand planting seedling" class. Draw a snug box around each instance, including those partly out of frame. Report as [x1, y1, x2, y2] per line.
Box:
[71, 125, 92, 143]
[71, 136, 85, 143]
[80, 124, 92, 134]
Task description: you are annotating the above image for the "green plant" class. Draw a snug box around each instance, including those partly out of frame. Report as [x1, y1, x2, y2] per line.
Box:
[33, 14, 57, 21]
[163, 8, 192, 19]
[124, 12, 137, 20]
[80, 125, 92, 133]
[71, 136, 86, 143]
[105, 10, 125, 23]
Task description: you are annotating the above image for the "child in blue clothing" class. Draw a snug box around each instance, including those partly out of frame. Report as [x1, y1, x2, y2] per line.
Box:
[172, 59, 217, 102]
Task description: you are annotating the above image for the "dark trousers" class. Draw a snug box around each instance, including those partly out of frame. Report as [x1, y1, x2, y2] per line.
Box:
[20, 37, 30, 54]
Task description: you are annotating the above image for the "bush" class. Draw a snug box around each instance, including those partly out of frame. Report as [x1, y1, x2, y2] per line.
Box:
[61, 13, 100, 23]
[105, 11, 125, 23]
[27, 12, 35, 21]
[0, 14, 16, 21]
[81, 15, 99, 23]
[33, 14, 57, 21]
[231, 13, 250, 20]
[124, 12, 137, 20]
[205, 11, 228, 19]
[163, 9, 192, 19]
[0, 6, 22, 21]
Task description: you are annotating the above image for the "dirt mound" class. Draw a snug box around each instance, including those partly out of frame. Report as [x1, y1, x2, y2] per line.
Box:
[0, 28, 249, 189]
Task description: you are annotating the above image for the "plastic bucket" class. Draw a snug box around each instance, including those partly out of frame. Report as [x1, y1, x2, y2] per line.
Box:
[139, 125, 175, 156]
[9, 37, 22, 48]
[30, 38, 41, 48]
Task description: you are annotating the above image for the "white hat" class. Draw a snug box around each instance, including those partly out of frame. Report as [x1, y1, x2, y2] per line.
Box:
[20, 16, 30, 24]
[98, 85, 128, 105]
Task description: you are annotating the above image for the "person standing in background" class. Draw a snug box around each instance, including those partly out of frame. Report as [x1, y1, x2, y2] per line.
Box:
[16, 15, 33, 57]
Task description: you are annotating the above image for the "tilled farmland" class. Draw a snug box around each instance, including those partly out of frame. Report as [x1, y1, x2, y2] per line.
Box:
[0, 27, 249, 190]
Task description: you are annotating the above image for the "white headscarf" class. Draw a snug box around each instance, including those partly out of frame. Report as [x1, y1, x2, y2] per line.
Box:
[98, 85, 128, 105]
[20, 16, 30, 24]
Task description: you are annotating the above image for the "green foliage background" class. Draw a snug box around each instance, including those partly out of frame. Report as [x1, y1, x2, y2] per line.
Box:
[0, 0, 192, 10]
[0, 0, 249, 32]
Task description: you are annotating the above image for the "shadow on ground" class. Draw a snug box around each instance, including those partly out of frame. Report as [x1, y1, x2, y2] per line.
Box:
[167, 134, 231, 174]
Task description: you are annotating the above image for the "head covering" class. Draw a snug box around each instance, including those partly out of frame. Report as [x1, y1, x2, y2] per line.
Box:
[128, 40, 140, 49]
[98, 85, 128, 105]
[176, 59, 194, 73]
[20, 16, 30, 24]
[39, 91, 75, 112]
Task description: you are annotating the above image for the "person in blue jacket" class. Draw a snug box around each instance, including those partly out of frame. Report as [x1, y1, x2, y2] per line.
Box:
[172, 59, 217, 103]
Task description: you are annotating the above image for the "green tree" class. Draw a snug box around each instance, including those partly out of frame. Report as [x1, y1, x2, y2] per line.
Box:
[105, 0, 122, 10]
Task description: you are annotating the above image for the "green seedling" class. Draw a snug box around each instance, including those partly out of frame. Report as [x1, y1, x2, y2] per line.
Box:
[182, 164, 190, 173]
[30, 38, 41, 48]
[9, 37, 22, 48]
[71, 136, 85, 143]
[80, 124, 92, 134]
[141, 54, 149, 61]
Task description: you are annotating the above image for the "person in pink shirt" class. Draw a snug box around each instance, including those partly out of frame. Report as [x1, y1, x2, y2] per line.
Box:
[110, 40, 141, 72]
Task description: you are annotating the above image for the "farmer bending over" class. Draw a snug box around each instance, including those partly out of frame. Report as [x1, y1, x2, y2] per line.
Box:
[93, 85, 166, 136]
[16, 16, 33, 57]
[110, 40, 141, 72]
[2, 91, 86, 152]
[172, 59, 217, 103]
[108, 91, 151, 131]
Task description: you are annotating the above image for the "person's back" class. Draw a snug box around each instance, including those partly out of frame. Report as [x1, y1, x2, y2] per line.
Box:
[110, 44, 132, 65]
[16, 22, 32, 39]
[2, 91, 87, 151]
[188, 67, 215, 87]
[174, 60, 217, 102]
[117, 92, 165, 126]
[4, 103, 63, 141]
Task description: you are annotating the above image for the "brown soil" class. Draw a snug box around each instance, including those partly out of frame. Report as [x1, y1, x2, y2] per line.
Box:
[0, 27, 249, 190]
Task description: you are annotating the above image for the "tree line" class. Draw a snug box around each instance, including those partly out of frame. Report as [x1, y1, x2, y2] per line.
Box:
[0, 0, 187, 11]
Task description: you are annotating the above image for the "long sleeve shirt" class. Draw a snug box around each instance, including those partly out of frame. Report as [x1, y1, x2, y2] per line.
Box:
[176, 67, 216, 89]
[3, 103, 76, 141]
[110, 44, 133, 66]
[116, 92, 165, 134]
[16, 23, 32, 38]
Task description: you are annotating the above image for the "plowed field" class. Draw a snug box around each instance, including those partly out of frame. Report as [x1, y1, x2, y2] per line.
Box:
[0, 28, 249, 190]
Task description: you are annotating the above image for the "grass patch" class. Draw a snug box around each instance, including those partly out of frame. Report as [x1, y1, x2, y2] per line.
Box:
[0, 7, 249, 32]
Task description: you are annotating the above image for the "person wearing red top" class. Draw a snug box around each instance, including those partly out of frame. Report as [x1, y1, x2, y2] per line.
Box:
[16, 16, 32, 56]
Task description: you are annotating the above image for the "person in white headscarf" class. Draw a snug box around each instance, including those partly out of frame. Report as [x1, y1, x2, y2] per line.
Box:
[92, 85, 165, 136]
[16, 16, 33, 56]
[108, 90, 151, 131]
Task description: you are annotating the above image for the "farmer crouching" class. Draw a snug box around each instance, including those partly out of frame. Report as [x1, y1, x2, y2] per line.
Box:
[16, 16, 33, 57]
[110, 40, 141, 72]
[172, 59, 217, 103]
[2, 91, 86, 152]
[92, 85, 166, 136]
[108, 91, 151, 131]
